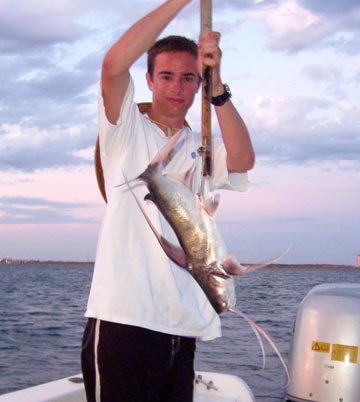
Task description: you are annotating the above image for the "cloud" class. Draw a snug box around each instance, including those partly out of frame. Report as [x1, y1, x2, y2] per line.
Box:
[248, 0, 334, 53]
[0, 0, 94, 54]
[0, 124, 96, 171]
[0, 2, 104, 172]
[247, 0, 360, 54]
[247, 94, 360, 164]
[301, 64, 343, 82]
[1, 0, 359, 175]
[0, 196, 96, 224]
[298, 0, 359, 16]
[300, 63, 348, 97]
[327, 35, 360, 56]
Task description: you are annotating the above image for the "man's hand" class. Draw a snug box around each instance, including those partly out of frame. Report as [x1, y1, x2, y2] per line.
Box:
[198, 31, 224, 96]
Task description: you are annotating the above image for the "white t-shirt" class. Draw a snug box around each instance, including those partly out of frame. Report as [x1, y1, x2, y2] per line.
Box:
[85, 77, 249, 340]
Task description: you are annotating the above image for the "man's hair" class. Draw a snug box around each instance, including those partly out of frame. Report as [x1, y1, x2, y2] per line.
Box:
[147, 35, 198, 79]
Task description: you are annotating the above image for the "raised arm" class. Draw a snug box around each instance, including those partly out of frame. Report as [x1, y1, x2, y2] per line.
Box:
[198, 32, 255, 172]
[101, 0, 192, 124]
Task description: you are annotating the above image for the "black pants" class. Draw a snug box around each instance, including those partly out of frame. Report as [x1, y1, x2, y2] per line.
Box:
[81, 319, 196, 402]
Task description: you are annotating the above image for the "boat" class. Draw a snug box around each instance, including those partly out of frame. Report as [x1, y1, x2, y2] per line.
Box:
[0, 371, 256, 402]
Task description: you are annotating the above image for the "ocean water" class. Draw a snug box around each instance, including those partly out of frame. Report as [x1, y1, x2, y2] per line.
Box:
[1, 263, 359, 400]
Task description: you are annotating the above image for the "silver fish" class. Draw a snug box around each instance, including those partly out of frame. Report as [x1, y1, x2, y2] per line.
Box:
[124, 129, 267, 314]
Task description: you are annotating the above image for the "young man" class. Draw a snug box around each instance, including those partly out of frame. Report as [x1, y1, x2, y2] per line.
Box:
[81, 1, 255, 401]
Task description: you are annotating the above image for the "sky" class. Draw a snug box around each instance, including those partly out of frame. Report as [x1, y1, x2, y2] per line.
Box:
[0, 0, 359, 265]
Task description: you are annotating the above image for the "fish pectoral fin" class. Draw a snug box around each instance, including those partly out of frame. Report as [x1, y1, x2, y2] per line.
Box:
[158, 236, 188, 269]
[208, 262, 232, 279]
[222, 255, 249, 276]
[223, 245, 291, 275]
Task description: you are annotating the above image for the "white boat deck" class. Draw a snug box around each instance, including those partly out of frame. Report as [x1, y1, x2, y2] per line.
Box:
[0, 371, 255, 402]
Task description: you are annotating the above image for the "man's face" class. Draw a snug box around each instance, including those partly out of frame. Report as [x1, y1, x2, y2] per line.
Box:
[146, 51, 200, 119]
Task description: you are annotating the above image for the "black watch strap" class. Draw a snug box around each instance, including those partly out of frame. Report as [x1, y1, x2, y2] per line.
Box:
[211, 83, 232, 106]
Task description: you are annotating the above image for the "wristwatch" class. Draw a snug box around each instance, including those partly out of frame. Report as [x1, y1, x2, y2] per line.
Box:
[211, 83, 232, 106]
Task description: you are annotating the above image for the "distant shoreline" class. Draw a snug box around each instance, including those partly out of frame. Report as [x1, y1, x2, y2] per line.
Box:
[267, 263, 357, 270]
[0, 259, 94, 266]
[0, 259, 357, 270]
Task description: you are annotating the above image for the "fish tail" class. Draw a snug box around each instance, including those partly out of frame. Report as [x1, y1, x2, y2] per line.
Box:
[229, 307, 290, 387]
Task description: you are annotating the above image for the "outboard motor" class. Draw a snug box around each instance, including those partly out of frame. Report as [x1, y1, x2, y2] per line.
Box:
[285, 283, 360, 402]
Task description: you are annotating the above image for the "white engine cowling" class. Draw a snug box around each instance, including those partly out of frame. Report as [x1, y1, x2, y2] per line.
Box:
[285, 283, 360, 402]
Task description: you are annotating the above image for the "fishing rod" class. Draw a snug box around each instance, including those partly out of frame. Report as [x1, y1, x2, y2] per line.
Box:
[200, 0, 213, 194]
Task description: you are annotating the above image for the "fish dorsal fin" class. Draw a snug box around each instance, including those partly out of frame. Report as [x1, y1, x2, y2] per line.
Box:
[150, 129, 183, 166]
[200, 193, 220, 217]
[164, 163, 195, 190]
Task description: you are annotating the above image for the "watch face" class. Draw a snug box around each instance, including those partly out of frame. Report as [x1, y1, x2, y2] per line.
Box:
[224, 84, 231, 96]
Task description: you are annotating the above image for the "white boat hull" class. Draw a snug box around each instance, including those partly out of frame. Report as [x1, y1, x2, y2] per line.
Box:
[0, 371, 255, 402]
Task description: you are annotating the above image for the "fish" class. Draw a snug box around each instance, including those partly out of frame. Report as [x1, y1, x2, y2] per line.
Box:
[124, 129, 274, 313]
[122, 129, 289, 380]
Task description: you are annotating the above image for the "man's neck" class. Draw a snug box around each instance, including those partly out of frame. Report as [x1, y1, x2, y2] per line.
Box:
[147, 109, 185, 136]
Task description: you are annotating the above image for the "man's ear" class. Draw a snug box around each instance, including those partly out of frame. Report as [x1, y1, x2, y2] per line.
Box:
[146, 72, 153, 91]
